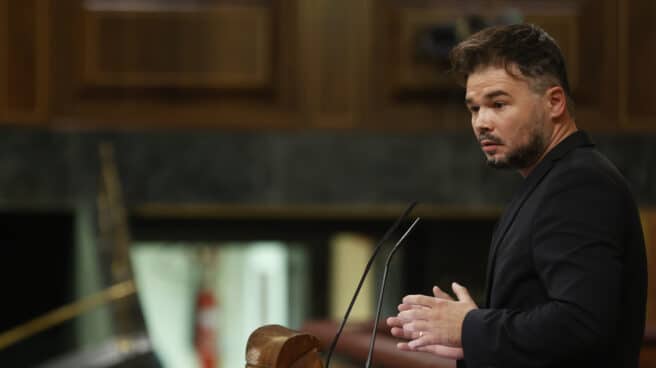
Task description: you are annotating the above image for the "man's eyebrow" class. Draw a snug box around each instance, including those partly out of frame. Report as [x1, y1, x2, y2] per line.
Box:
[465, 90, 510, 105]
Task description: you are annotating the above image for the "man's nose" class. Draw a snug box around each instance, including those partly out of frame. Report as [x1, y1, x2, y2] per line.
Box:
[472, 108, 493, 133]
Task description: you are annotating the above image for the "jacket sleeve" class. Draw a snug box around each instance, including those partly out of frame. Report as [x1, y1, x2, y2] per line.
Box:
[460, 168, 627, 367]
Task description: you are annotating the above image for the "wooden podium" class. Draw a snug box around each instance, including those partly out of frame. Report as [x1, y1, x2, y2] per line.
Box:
[246, 325, 324, 368]
[246, 322, 656, 368]
[245, 322, 455, 368]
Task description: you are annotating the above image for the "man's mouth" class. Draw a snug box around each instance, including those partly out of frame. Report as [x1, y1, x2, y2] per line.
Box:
[479, 138, 502, 153]
[482, 145, 499, 154]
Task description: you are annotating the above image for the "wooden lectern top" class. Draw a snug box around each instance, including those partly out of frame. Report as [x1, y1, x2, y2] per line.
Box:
[246, 325, 324, 368]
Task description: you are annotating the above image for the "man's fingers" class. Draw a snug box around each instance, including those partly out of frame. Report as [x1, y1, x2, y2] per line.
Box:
[387, 316, 403, 328]
[398, 303, 429, 312]
[390, 326, 408, 338]
[398, 340, 465, 360]
[402, 320, 429, 334]
[402, 294, 440, 307]
[391, 326, 421, 340]
[396, 341, 412, 351]
[451, 282, 475, 304]
[398, 308, 433, 323]
[432, 285, 454, 300]
[415, 345, 464, 359]
[407, 334, 435, 349]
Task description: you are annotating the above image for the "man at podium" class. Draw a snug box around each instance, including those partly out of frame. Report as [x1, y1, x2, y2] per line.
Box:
[387, 23, 647, 368]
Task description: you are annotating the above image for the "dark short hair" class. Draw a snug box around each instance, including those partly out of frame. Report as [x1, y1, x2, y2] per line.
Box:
[450, 23, 574, 113]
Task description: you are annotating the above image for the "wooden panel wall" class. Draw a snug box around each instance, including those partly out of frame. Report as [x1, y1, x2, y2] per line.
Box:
[82, 7, 272, 89]
[620, 0, 656, 130]
[1, 0, 655, 131]
[641, 209, 656, 368]
[297, 0, 372, 129]
[51, 0, 299, 129]
[0, 1, 50, 123]
[642, 209, 656, 327]
[367, 0, 621, 131]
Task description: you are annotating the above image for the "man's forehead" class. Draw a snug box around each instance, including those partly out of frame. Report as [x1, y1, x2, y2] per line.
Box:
[465, 66, 528, 100]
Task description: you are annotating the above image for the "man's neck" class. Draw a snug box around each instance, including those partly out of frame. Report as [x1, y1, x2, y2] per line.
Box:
[518, 120, 578, 178]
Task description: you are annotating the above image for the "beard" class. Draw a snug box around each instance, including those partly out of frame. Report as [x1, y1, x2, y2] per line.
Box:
[482, 121, 548, 171]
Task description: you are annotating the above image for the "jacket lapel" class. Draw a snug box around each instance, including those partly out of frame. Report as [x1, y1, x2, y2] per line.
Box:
[483, 131, 595, 307]
[483, 160, 554, 306]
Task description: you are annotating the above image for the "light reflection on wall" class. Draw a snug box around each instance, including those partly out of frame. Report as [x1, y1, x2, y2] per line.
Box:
[131, 241, 304, 368]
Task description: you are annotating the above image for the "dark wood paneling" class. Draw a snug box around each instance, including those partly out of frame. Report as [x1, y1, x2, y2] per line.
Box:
[82, 7, 272, 89]
[367, 0, 620, 131]
[622, 0, 656, 130]
[0, 0, 50, 124]
[1, 0, 653, 131]
[0, 2, 7, 122]
[643, 209, 656, 367]
[297, 0, 373, 129]
[7, 1, 37, 111]
[52, 0, 301, 129]
[642, 209, 656, 328]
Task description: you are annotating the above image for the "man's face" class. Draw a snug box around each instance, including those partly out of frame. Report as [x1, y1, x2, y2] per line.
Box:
[465, 66, 549, 171]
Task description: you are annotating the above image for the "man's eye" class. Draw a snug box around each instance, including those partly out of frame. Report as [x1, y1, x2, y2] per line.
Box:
[493, 102, 506, 108]
[469, 106, 480, 113]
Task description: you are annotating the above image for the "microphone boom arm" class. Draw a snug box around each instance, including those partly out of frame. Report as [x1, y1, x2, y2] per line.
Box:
[365, 217, 421, 368]
[324, 202, 418, 368]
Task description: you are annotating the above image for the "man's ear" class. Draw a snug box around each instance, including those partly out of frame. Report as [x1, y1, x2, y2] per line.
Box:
[545, 86, 567, 120]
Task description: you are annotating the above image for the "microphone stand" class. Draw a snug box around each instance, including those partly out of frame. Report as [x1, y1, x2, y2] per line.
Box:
[364, 217, 420, 368]
[324, 202, 417, 368]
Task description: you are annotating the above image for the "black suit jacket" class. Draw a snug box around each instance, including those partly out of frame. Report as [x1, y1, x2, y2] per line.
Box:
[458, 131, 647, 368]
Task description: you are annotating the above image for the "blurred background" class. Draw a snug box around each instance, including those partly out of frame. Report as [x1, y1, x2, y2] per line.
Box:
[0, 0, 655, 367]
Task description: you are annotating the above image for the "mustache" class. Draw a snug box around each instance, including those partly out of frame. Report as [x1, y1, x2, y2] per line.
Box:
[478, 133, 503, 145]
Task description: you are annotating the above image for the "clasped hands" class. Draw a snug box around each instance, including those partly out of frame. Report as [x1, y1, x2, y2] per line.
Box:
[386, 282, 478, 360]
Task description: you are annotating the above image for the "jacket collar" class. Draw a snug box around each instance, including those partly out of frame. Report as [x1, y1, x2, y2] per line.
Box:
[539, 130, 594, 164]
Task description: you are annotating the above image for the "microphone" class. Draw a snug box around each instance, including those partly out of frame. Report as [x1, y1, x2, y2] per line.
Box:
[365, 217, 420, 368]
[324, 201, 418, 368]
